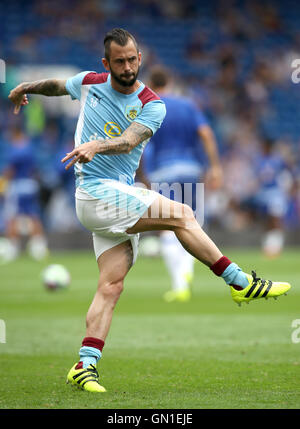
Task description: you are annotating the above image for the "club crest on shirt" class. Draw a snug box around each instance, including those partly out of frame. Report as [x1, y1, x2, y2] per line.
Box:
[125, 105, 142, 121]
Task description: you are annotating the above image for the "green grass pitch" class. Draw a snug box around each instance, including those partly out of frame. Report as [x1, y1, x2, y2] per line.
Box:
[0, 247, 300, 409]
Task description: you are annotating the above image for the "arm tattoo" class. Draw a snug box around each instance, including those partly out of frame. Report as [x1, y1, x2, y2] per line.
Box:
[95, 122, 153, 155]
[21, 79, 68, 96]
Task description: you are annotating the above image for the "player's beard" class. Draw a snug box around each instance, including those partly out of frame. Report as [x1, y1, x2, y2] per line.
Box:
[110, 65, 140, 87]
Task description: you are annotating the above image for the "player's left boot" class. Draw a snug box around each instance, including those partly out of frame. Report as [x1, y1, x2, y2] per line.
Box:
[230, 270, 291, 306]
[66, 363, 106, 392]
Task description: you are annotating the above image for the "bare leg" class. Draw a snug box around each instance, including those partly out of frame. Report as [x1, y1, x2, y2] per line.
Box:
[262, 215, 284, 258]
[6, 218, 19, 240]
[5, 218, 21, 260]
[85, 240, 133, 340]
[30, 217, 45, 236]
[27, 217, 49, 260]
[127, 194, 222, 267]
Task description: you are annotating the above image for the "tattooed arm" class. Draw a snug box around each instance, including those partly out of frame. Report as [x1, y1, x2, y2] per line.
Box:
[62, 122, 153, 170]
[95, 122, 152, 155]
[8, 79, 68, 114]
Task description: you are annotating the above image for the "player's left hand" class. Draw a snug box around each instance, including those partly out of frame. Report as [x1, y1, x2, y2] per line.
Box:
[61, 141, 99, 170]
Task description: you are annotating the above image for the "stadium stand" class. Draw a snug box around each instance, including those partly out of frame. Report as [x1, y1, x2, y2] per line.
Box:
[0, 0, 299, 241]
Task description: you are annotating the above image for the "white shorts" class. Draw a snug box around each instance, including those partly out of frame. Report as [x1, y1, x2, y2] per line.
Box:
[75, 180, 158, 263]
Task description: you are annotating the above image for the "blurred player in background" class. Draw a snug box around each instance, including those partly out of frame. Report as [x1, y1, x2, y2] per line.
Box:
[1, 126, 48, 262]
[140, 65, 223, 302]
[8, 28, 291, 394]
[241, 137, 292, 258]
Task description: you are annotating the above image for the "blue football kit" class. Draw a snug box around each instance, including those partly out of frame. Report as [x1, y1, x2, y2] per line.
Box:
[4, 140, 40, 219]
[244, 153, 289, 218]
[142, 94, 208, 211]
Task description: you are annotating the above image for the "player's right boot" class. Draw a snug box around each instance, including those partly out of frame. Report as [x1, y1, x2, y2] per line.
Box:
[230, 270, 291, 306]
[66, 362, 106, 392]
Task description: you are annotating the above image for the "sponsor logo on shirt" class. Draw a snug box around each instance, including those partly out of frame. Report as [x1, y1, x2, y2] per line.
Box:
[104, 122, 122, 138]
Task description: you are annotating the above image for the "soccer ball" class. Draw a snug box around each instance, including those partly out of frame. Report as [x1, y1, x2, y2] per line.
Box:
[139, 235, 161, 258]
[42, 264, 70, 291]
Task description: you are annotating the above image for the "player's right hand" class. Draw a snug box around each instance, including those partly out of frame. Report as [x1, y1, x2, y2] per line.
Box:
[8, 84, 29, 114]
[61, 141, 100, 170]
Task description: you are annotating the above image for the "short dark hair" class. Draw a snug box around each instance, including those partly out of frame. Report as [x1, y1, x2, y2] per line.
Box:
[148, 65, 170, 89]
[104, 28, 138, 60]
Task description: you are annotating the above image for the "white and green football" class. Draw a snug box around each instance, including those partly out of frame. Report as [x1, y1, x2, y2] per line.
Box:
[42, 264, 70, 291]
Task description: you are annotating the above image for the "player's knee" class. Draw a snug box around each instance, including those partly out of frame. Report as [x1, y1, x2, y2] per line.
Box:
[180, 204, 196, 227]
[98, 279, 124, 302]
[182, 204, 194, 219]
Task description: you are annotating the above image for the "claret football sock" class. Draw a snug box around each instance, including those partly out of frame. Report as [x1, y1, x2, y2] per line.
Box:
[210, 256, 249, 290]
[77, 336, 105, 369]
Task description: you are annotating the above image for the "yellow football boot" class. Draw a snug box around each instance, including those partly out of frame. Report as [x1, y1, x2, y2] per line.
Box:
[163, 271, 193, 303]
[163, 288, 191, 303]
[230, 270, 291, 306]
[66, 363, 106, 392]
